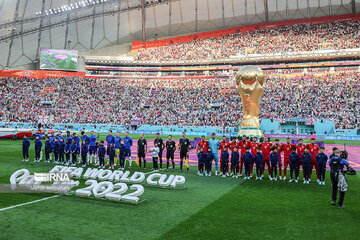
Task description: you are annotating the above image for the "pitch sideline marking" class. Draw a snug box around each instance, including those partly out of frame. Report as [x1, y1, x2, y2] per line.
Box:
[0, 195, 60, 212]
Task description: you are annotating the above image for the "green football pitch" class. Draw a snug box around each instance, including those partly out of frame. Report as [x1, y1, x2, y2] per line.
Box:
[0, 135, 359, 240]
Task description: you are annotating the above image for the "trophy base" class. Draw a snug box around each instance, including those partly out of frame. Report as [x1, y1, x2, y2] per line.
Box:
[238, 127, 263, 138]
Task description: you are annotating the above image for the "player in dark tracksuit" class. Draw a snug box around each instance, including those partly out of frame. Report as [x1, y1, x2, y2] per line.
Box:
[22, 136, 30, 161]
[205, 147, 214, 176]
[65, 139, 71, 165]
[81, 140, 88, 167]
[72, 133, 81, 164]
[109, 144, 116, 169]
[119, 140, 126, 170]
[302, 148, 312, 184]
[316, 147, 328, 185]
[70, 139, 78, 166]
[197, 148, 206, 176]
[53, 138, 60, 163]
[242, 147, 254, 179]
[59, 138, 65, 164]
[231, 147, 240, 178]
[269, 148, 279, 180]
[254, 148, 263, 180]
[289, 148, 300, 182]
[44, 137, 52, 162]
[221, 147, 229, 177]
[98, 141, 106, 168]
[34, 135, 42, 162]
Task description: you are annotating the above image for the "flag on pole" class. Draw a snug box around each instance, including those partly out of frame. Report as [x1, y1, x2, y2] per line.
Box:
[185, 157, 189, 168]
[135, 156, 139, 166]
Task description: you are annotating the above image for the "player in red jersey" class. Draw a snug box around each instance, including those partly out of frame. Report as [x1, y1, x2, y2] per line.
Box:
[239, 135, 250, 176]
[296, 139, 306, 159]
[273, 139, 283, 179]
[197, 136, 208, 154]
[307, 138, 320, 182]
[220, 136, 230, 175]
[230, 138, 240, 153]
[197, 136, 208, 174]
[296, 139, 306, 179]
[250, 137, 260, 177]
[281, 138, 296, 180]
[261, 137, 272, 177]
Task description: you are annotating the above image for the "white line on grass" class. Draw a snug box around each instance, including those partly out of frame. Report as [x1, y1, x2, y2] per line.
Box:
[0, 195, 60, 212]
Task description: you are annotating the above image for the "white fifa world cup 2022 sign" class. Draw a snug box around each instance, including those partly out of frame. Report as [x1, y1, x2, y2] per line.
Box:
[10, 165, 186, 204]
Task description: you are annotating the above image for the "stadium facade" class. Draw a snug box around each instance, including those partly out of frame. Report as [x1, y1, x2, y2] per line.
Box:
[0, 0, 360, 69]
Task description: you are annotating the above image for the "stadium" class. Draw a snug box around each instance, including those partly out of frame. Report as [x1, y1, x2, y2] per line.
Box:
[1, 0, 360, 239]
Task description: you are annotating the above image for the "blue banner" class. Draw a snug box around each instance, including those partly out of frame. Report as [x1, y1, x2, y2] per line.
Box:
[318, 135, 360, 141]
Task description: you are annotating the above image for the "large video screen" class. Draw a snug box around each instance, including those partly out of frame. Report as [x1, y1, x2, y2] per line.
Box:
[40, 49, 78, 71]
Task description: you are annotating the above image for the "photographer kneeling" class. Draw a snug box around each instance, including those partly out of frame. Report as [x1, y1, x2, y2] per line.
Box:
[329, 149, 354, 209]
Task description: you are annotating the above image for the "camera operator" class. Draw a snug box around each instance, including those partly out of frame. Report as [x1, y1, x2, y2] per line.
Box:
[329, 149, 353, 209]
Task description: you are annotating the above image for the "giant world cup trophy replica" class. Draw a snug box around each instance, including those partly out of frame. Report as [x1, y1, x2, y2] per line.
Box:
[236, 66, 265, 137]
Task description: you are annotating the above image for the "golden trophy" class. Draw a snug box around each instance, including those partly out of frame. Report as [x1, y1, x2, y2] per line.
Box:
[236, 66, 265, 137]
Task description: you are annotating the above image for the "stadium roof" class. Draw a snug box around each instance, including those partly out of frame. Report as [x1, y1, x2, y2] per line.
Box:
[0, 0, 359, 69]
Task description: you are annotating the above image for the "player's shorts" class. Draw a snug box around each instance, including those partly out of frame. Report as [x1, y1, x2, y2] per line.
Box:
[125, 149, 131, 157]
[138, 151, 145, 158]
[212, 152, 218, 161]
[158, 150, 163, 158]
[166, 151, 174, 160]
[180, 149, 188, 159]
[115, 148, 120, 156]
[284, 159, 290, 165]
[89, 146, 97, 155]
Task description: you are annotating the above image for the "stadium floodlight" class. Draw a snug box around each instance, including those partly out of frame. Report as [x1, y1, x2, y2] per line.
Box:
[34, 0, 123, 18]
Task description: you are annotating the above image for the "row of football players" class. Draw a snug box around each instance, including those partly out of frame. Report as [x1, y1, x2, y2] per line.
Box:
[22, 130, 134, 170]
[21, 130, 180, 171]
[196, 135, 329, 184]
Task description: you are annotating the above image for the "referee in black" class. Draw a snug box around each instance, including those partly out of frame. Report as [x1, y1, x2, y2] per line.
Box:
[179, 132, 191, 172]
[166, 135, 176, 171]
[154, 133, 165, 170]
[137, 133, 147, 169]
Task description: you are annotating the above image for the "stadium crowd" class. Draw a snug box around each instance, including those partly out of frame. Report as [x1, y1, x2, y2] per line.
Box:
[1, 70, 359, 129]
[136, 21, 360, 61]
